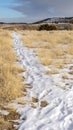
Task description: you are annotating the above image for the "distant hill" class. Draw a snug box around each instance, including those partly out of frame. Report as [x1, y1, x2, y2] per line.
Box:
[0, 22, 4, 24]
[0, 17, 73, 30]
[0, 17, 73, 24]
[33, 17, 73, 24]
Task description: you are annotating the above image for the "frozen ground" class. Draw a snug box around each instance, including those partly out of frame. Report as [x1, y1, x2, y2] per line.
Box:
[12, 32, 73, 130]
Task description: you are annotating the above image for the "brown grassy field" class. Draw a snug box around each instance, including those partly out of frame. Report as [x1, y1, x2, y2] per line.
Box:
[0, 29, 26, 129]
[0, 28, 73, 129]
[1, 23, 73, 30]
[20, 30, 73, 69]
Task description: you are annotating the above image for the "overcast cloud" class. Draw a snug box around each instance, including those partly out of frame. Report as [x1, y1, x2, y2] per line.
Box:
[0, 0, 73, 22]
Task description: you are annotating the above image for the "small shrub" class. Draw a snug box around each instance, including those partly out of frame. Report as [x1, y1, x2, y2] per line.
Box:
[40, 101, 48, 107]
[31, 97, 38, 103]
[38, 24, 57, 31]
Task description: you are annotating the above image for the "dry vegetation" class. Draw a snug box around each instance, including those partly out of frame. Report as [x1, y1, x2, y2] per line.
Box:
[0, 30, 26, 105]
[0, 28, 73, 129]
[20, 30, 73, 68]
[0, 29, 26, 130]
[1, 23, 73, 31]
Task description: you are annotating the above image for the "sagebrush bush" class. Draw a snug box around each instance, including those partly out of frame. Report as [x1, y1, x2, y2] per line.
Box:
[38, 24, 57, 31]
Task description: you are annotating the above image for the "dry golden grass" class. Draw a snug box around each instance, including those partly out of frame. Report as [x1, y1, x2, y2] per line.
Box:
[20, 30, 73, 67]
[0, 30, 26, 105]
[0, 108, 19, 130]
[0, 29, 27, 130]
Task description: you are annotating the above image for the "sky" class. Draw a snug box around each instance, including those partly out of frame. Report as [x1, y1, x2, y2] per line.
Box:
[0, 0, 73, 23]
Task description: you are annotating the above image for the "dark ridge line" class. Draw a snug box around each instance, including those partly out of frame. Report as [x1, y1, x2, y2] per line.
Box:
[0, 17, 73, 24]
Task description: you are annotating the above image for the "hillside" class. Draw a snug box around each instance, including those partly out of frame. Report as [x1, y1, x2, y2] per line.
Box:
[33, 17, 73, 24]
[0, 17, 73, 31]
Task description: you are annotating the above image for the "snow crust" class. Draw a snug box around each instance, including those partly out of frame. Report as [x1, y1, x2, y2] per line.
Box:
[12, 32, 73, 130]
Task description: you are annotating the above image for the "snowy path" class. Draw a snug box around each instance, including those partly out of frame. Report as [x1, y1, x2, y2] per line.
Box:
[12, 32, 73, 130]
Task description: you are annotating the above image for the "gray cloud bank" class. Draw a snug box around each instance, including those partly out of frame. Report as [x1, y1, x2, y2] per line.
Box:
[3, 0, 73, 22]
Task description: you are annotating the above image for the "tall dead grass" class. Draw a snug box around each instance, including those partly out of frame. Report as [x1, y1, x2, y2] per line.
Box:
[0, 30, 25, 105]
[20, 30, 73, 66]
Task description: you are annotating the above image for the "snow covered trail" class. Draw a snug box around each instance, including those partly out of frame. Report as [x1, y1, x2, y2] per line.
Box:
[12, 32, 73, 130]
